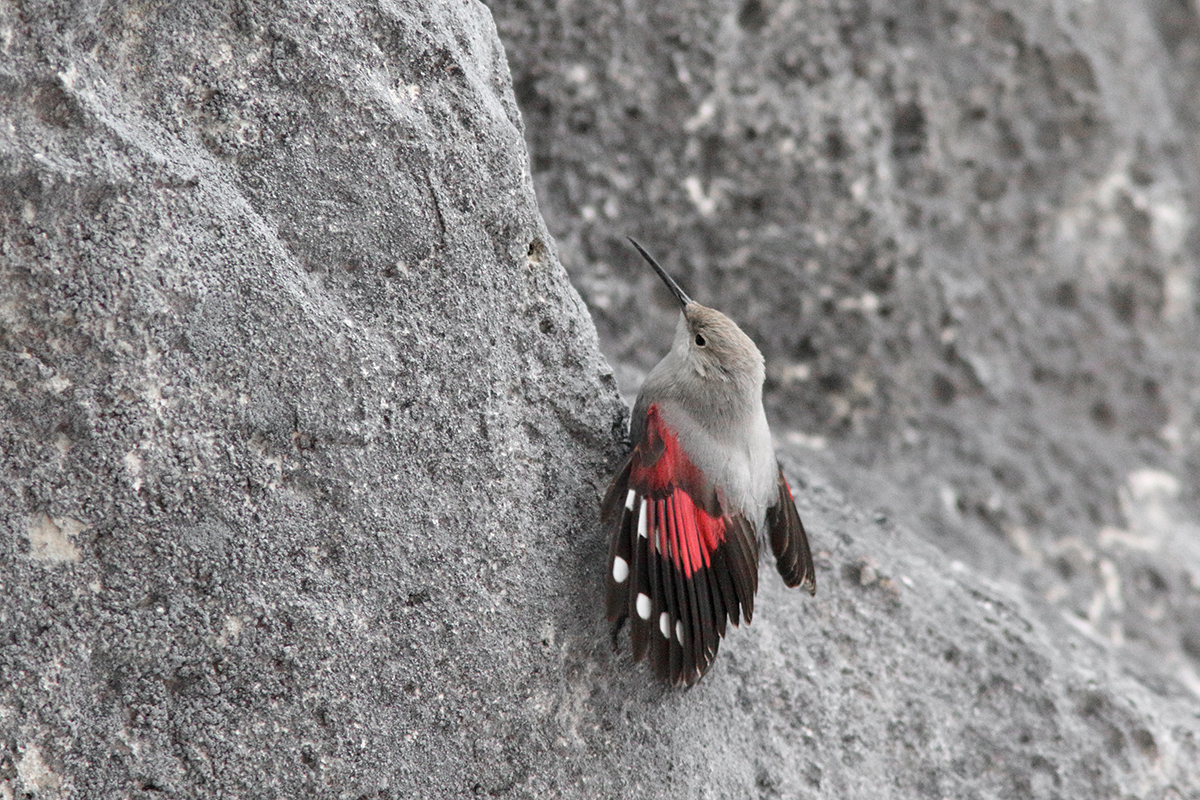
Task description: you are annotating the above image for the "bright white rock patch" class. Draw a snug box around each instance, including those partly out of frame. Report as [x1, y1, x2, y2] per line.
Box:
[612, 556, 629, 583]
[27, 514, 84, 563]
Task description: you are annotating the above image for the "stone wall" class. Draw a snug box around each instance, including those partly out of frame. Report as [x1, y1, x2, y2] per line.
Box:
[2, 0, 1198, 797]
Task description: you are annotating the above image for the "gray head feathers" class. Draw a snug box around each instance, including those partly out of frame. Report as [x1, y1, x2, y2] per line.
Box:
[629, 241, 766, 418]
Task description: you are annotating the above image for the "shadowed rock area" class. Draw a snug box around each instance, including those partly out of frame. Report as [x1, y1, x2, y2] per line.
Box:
[2, 0, 1199, 798]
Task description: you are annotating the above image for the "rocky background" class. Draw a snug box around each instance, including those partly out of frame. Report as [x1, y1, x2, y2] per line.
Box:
[2, 0, 1199, 798]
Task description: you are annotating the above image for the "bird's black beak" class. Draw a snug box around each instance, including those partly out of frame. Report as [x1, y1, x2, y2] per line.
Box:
[628, 237, 693, 308]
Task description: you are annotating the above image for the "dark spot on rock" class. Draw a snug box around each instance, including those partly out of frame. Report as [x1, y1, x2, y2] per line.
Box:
[1054, 555, 1075, 580]
[1132, 728, 1158, 760]
[1181, 628, 1200, 663]
[701, 133, 724, 173]
[1115, 192, 1152, 244]
[738, 0, 769, 33]
[995, 118, 1024, 158]
[1090, 399, 1115, 428]
[734, 193, 765, 214]
[825, 129, 848, 160]
[774, 51, 830, 84]
[1063, 108, 1101, 143]
[1137, 566, 1168, 594]
[818, 372, 846, 392]
[1104, 725, 1126, 757]
[793, 336, 818, 361]
[31, 80, 88, 128]
[1129, 161, 1155, 186]
[991, 462, 1025, 490]
[964, 105, 988, 122]
[1109, 282, 1136, 323]
[1055, 51, 1098, 92]
[987, 10, 1025, 43]
[1053, 281, 1078, 308]
[932, 373, 956, 405]
[892, 101, 927, 158]
[527, 238, 547, 265]
[1078, 690, 1106, 717]
[1030, 755, 1059, 784]
[567, 104, 594, 134]
[974, 167, 1007, 201]
[882, 16, 899, 44]
[513, 72, 550, 119]
[1036, 119, 1062, 151]
[755, 765, 779, 791]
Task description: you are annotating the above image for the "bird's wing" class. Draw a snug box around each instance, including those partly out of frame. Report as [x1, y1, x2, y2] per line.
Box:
[765, 466, 816, 594]
[602, 403, 759, 687]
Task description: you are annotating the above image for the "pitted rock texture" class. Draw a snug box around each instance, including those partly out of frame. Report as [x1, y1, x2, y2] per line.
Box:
[492, 0, 1200, 725]
[1, 0, 1199, 798]
[2, 1, 623, 796]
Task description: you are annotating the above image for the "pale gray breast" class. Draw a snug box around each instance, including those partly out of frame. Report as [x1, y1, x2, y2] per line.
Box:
[657, 399, 777, 531]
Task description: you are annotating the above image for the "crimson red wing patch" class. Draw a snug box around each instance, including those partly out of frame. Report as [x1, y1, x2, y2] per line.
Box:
[602, 405, 759, 686]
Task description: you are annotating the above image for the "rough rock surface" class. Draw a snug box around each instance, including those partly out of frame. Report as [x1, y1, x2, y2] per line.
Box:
[1, 1, 1198, 799]
[487, 0, 1200, 794]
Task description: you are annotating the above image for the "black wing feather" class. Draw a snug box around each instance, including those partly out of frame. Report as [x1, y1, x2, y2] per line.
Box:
[766, 466, 817, 594]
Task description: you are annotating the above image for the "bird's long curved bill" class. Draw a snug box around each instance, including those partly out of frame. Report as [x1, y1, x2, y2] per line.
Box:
[628, 237, 692, 307]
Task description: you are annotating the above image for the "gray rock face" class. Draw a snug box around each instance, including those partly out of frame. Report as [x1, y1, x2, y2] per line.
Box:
[488, 0, 1200, 794]
[1, 2, 622, 796]
[1, 1, 1198, 799]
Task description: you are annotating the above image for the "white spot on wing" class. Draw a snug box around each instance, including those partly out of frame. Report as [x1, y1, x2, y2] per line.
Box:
[675, 620, 685, 643]
[625, 489, 636, 511]
[612, 556, 629, 583]
[659, 612, 670, 638]
[636, 593, 651, 620]
[637, 500, 648, 539]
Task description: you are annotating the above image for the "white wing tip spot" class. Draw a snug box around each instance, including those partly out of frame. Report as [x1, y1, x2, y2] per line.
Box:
[636, 593, 651, 620]
[637, 500, 648, 539]
[675, 620, 685, 643]
[659, 612, 671, 639]
[625, 489, 636, 511]
[612, 556, 629, 583]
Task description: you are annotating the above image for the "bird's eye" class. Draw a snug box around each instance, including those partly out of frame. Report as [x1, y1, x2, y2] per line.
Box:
[694, 333, 707, 347]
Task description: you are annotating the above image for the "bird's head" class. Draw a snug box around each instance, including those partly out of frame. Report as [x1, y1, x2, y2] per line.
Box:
[629, 238, 765, 388]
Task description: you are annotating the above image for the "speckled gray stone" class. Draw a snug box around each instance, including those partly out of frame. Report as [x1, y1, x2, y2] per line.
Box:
[488, 0, 1200, 795]
[2, 0, 1200, 798]
[2, 1, 624, 796]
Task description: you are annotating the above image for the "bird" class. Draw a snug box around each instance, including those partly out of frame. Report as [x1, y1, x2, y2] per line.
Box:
[602, 238, 816, 687]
